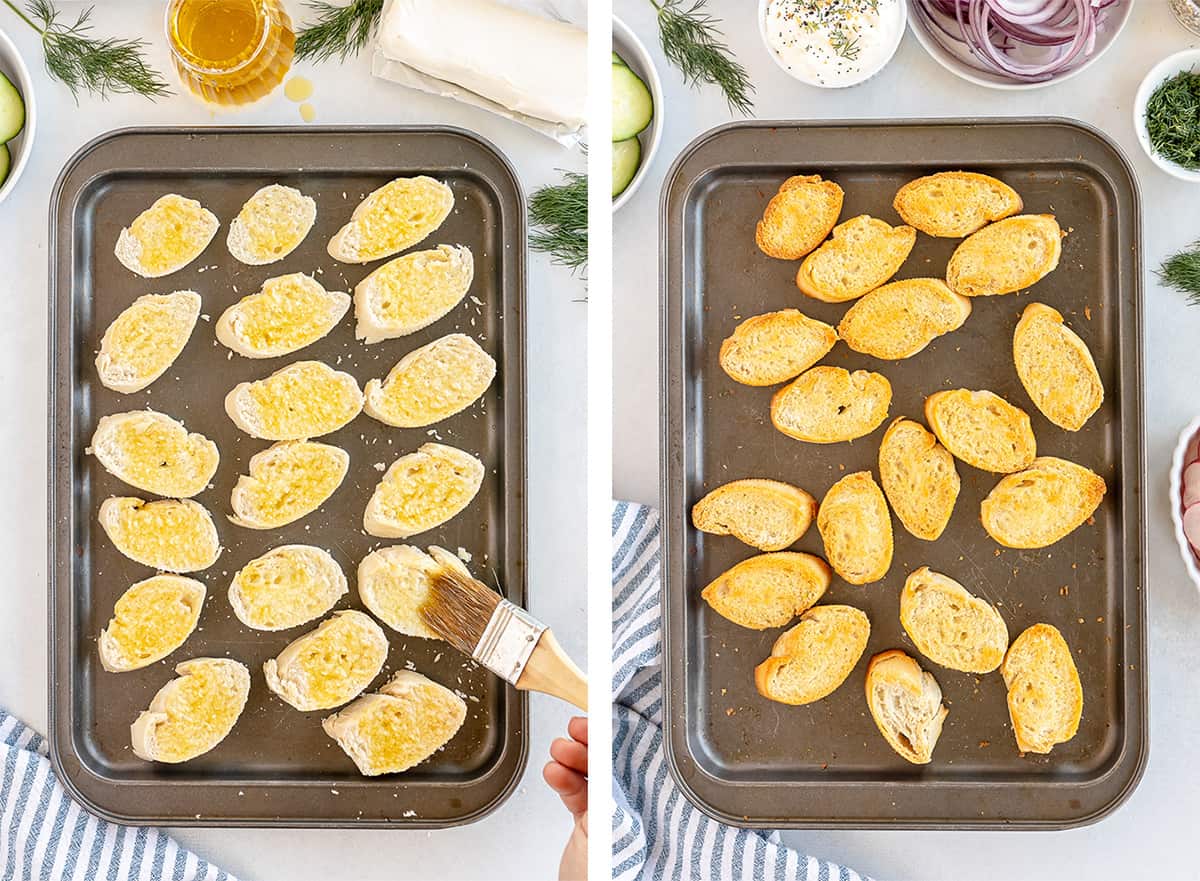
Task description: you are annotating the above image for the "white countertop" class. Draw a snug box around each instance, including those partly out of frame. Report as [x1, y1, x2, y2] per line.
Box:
[613, 1, 1200, 879]
[0, 4, 585, 880]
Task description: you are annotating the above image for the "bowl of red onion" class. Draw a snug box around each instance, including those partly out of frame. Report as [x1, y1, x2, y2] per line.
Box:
[1171, 417, 1200, 589]
[908, 0, 1132, 90]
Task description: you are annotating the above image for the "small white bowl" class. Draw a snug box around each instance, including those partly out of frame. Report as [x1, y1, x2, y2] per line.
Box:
[0, 27, 35, 205]
[1134, 49, 1200, 183]
[612, 15, 663, 212]
[1170, 416, 1200, 592]
[757, 0, 906, 89]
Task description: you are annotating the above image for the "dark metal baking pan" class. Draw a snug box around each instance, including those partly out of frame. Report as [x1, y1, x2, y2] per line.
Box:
[48, 126, 527, 827]
[660, 119, 1146, 829]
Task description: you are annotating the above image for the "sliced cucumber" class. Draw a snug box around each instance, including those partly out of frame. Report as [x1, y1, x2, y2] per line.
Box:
[0, 144, 10, 189]
[612, 51, 628, 67]
[612, 137, 642, 198]
[613, 63, 653, 142]
[0, 71, 24, 144]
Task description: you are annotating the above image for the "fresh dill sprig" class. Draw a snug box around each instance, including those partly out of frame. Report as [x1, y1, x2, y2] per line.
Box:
[529, 171, 587, 274]
[1145, 68, 1200, 171]
[295, 0, 384, 63]
[650, 0, 754, 116]
[2, 0, 170, 100]
[1160, 243, 1200, 306]
[829, 29, 861, 61]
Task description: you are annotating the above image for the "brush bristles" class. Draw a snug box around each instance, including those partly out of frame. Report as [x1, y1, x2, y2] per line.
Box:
[420, 566, 503, 657]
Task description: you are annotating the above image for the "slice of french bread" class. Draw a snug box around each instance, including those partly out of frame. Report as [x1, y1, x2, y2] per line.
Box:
[363, 443, 485, 538]
[700, 551, 830, 630]
[795, 215, 916, 303]
[1012, 302, 1103, 431]
[90, 409, 218, 499]
[755, 175, 843, 260]
[817, 471, 893, 585]
[838, 278, 971, 360]
[225, 360, 363, 440]
[226, 184, 316, 265]
[865, 650, 948, 764]
[691, 478, 817, 551]
[99, 575, 205, 673]
[718, 309, 838, 387]
[980, 456, 1106, 549]
[925, 388, 1036, 474]
[228, 545, 348, 631]
[946, 214, 1062, 297]
[1001, 623, 1082, 754]
[877, 418, 959, 541]
[95, 291, 201, 394]
[328, 176, 454, 263]
[130, 658, 250, 763]
[771, 366, 892, 444]
[215, 273, 350, 358]
[363, 333, 495, 428]
[115, 194, 218, 278]
[893, 171, 1022, 238]
[754, 605, 870, 705]
[263, 610, 388, 712]
[900, 567, 1007, 673]
[98, 497, 221, 573]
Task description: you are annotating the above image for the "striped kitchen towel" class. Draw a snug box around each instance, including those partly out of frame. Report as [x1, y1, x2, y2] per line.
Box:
[611, 501, 872, 881]
[0, 711, 236, 881]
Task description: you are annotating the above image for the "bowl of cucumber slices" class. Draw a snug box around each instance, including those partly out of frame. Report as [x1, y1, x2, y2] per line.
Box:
[0, 28, 33, 205]
[613, 16, 661, 212]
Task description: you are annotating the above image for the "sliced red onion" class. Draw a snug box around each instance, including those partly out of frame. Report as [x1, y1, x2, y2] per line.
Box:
[1184, 505, 1200, 554]
[1188, 432, 1200, 466]
[1185, 462, 1200, 508]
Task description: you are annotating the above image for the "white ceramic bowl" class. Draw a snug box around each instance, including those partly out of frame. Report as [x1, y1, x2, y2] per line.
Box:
[612, 16, 663, 212]
[0, 27, 35, 205]
[1170, 416, 1200, 592]
[1134, 49, 1200, 183]
[757, 0, 906, 89]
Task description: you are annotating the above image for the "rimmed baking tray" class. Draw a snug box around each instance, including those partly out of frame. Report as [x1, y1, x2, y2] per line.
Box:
[48, 126, 527, 827]
[660, 119, 1146, 829]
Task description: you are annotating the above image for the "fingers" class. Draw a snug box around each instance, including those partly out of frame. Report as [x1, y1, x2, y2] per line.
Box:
[543, 761, 587, 817]
[567, 715, 588, 746]
[550, 736, 588, 774]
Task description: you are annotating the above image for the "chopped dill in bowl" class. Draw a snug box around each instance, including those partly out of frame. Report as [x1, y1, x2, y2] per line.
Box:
[1146, 68, 1200, 171]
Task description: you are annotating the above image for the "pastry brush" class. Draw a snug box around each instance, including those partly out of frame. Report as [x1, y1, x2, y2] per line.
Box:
[420, 565, 587, 711]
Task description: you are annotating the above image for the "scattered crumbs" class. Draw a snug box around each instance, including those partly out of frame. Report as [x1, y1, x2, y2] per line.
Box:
[1078, 617, 1085, 624]
[1059, 585, 1069, 597]
[457, 547, 472, 562]
[1084, 306, 1092, 320]
[725, 708, 735, 716]
[994, 549, 1001, 557]
[469, 296, 484, 307]
[1096, 616, 1104, 623]
[200, 314, 210, 321]
[402, 810, 417, 817]
[720, 688, 727, 696]
[227, 351, 233, 360]
[373, 462, 385, 471]
[331, 789, 339, 796]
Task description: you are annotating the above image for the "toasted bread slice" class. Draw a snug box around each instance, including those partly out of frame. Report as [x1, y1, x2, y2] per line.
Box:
[946, 215, 1062, 297]
[893, 171, 1023, 238]
[817, 471, 893, 585]
[877, 418, 960, 541]
[130, 658, 250, 763]
[226, 184, 316, 265]
[323, 671, 467, 776]
[925, 389, 1036, 473]
[838, 278, 972, 360]
[364, 334, 495, 428]
[1013, 302, 1103, 431]
[225, 361, 364, 440]
[95, 291, 201, 394]
[228, 545, 348, 631]
[700, 551, 830, 630]
[229, 440, 349, 530]
[98, 575, 205, 672]
[354, 245, 474, 344]
[754, 605, 869, 705]
[981, 456, 1106, 549]
[771, 367, 891, 444]
[327, 176, 454, 264]
[1002, 623, 1082, 754]
[755, 175, 844, 260]
[115, 194, 218, 278]
[98, 497, 220, 573]
[358, 545, 468, 638]
[865, 650, 948, 764]
[264, 610, 388, 711]
[363, 443, 484, 538]
[718, 309, 838, 387]
[900, 567, 1008, 673]
[90, 410, 218, 498]
[796, 215, 916, 303]
[215, 273, 350, 359]
[691, 478, 817, 551]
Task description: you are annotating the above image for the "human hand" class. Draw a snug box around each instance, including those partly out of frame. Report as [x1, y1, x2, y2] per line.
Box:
[544, 716, 587, 880]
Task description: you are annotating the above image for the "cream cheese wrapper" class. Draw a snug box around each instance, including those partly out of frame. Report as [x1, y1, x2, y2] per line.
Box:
[372, 0, 586, 146]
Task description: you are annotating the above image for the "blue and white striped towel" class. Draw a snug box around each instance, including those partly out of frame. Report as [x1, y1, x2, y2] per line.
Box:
[611, 502, 871, 881]
[0, 711, 236, 881]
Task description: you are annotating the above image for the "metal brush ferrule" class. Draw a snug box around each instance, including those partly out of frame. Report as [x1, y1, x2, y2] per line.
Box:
[473, 599, 546, 684]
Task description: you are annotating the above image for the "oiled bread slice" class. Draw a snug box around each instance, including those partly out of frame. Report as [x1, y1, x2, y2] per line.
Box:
[131, 658, 250, 763]
[90, 410, 218, 498]
[718, 309, 838, 387]
[796, 215, 916, 303]
[981, 456, 1106, 549]
[877, 418, 959, 541]
[226, 184, 317, 265]
[228, 545, 348, 631]
[946, 214, 1062, 297]
[264, 610, 388, 711]
[95, 291, 201, 394]
[755, 175, 844, 260]
[1001, 623, 1082, 754]
[354, 245, 474, 344]
[225, 360, 364, 440]
[771, 367, 892, 444]
[323, 671, 467, 776]
[893, 171, 1023, 238]
[1013, 302, 1103, 431]
[115, 194, 218, 278]
[838, 278, 972, 360]
[99, 497, 221, 573]
[692, 479, 817, 551]
[229, 440, 349, 530]
[754, 605, 869, 705]
[363, 443, 484, 538]
[900, 567, 1007, 673]
[817, 471, 893, 585]
[98, 575, 205, 672]
[364, 333, 496, 428]
[216, 273, 350, 359]
[357, 545, 469, 638]
[925, 389, 1036, 473]
[865, 650, 948, 764]
[328, 176, 454, 264]
[700, 551, 830, 630]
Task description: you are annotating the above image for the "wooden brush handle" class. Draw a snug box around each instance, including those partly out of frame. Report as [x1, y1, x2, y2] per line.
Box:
[516, 629, 588, 711]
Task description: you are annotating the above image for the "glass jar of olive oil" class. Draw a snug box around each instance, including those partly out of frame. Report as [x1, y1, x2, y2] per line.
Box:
[166, 0, 294, 106]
